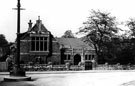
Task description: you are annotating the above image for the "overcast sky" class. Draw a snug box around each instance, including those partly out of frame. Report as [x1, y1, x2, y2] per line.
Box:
[0, 0, 135, 42]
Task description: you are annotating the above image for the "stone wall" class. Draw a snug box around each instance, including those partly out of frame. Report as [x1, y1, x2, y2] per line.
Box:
[52, 41, 60, 53]
[0, 62, 8, 71]
[51, 54, 61, 65]
[20, 40, 30, 53]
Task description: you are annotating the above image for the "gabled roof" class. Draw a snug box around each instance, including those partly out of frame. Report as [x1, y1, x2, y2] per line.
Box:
[29, 22, 48, 33]
[28, 17, 49, 34]
[20, 17, 50, 40]
[55, 38, 95, 50]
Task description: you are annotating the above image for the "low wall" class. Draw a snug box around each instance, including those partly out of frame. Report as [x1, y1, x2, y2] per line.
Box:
[95, 64, 135, 70]
[0, 62, 8, 71]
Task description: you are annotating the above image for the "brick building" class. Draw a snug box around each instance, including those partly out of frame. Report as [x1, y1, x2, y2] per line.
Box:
[16, 17, 96, 65]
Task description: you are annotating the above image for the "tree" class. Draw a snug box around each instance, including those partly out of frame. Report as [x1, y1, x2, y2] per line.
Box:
[0, 34, 9, 61]
[62, 30, 75, 38]
[125, 18, 135, 64]
[78, 10, 120, 64]
[126, 18, 135, 38]
[0, 34, 8, 47]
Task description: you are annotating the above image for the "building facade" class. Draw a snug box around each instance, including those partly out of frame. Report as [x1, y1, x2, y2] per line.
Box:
[18, 17, 96, 65]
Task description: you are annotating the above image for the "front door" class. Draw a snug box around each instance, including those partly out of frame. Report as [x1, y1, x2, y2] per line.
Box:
[74, 54, 81, 65]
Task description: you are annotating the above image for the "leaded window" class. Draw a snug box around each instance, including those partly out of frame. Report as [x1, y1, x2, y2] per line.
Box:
[85, 55, 92, 60]
[31, 36, 48, 51]
[64, 54, 71, 60]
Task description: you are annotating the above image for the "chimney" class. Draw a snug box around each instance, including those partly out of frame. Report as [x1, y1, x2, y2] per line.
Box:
[36, 16, 42, 33]
[28, 20, 32, 31]
[36, 16, 42, 24]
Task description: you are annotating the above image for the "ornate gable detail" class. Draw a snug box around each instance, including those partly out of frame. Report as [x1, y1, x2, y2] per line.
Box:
[29, 16, 49, 34]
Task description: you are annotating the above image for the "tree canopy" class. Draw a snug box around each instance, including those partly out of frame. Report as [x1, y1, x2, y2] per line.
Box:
[126, 18, 135, 38]
[78, 10, 120, 64]
[0, 34, 9, 61]
[0, 34, 8, 47]
[62, 30, 75, 38]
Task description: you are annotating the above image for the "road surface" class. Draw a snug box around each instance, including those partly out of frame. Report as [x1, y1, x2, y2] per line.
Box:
[0, 71, 135, 86]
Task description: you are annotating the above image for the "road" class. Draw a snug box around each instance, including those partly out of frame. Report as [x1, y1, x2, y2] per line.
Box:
[0, 71, 135, 86]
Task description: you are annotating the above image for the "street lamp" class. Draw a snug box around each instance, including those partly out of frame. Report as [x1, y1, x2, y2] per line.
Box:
[4, 0, 31, 81]
[10, 0, 25, 76]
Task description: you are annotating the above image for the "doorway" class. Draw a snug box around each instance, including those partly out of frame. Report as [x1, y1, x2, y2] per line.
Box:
[74, 54, 81, 65]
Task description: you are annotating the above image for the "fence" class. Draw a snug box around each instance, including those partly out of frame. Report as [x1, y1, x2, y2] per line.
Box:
[0, 62, 8, 71]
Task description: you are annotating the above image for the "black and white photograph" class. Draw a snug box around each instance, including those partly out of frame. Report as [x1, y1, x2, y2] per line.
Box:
[0, 0, 135, 86]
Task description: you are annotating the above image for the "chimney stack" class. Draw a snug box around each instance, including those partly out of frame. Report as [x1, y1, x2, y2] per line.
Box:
[28, 20, 32, 31]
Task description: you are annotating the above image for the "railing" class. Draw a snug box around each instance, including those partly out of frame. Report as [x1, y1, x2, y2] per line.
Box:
[20, 64, 84, 71]
[19, 64, 135, 71]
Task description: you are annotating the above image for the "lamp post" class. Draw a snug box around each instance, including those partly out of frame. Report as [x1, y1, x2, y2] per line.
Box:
[9, 0, 25, 76]
[4, 0, 31, 81]
[16, 0, 21, 69]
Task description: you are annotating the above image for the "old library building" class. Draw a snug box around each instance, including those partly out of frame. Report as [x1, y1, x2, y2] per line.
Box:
[12, 17, 96, 65]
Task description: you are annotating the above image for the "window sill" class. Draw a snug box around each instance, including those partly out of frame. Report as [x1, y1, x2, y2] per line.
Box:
[29, 51, 49, 53]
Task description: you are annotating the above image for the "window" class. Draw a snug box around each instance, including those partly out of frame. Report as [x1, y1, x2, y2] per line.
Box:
[31, 36, 48, 51]
[40, 37, 43, 51]
[64, 55, 66, 60]
[31, 37, 35, 51]
[85, 55, 87, 60]
[44, 38, 47, 51]
[67, 55, 71, 60]
[64, 54, 71, 60]
[36, 37, 39, 51]
[89, 55, 91, 60]
[85, 55, 92, 60]
[91, 55, 95, 59]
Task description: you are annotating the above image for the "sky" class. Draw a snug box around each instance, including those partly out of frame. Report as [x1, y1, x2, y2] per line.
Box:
[0, 0, 135, 42]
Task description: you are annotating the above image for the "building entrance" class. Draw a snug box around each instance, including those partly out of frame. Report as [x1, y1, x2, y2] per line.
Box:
[74, 54, 81, 65]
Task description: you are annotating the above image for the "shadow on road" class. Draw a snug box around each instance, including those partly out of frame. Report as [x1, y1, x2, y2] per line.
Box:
[0, 78, 38, 86]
